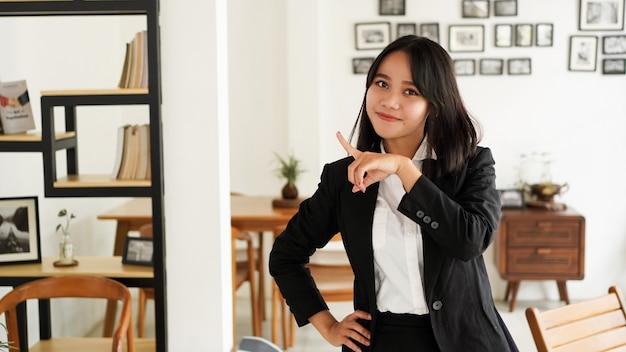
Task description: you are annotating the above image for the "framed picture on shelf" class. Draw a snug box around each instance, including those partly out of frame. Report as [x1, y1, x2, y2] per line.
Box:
[569, 35, 598, 71]
[603, 35, 626, 54]
[397, 23, 416, 38]
[602, 58, 626, 74]
[535, 23, 554, 47]
[379, 0, 405, 15]
[448, 25, 484, 52]
[479, 59, 504, 75]
[579, 0, 625, 31]
[498, 189, 525, 208]
[420, 23, 440, 43]
[122, 237, 154, 266]
[494, 0, 518, 16]
[495, 24, 513, 47]
[508, 58, 532, 75]
[515, 24, 533, 47]
[355, 22, 391, 50]
[352, 57, 375, 74]
[462, 0, 489, 18]
[0, 196, 41, 265]
[453, 59, 476, 76]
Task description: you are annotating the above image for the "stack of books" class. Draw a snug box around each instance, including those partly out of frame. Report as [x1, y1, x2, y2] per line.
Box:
[111, 124, 151, 180]
[118, 30, 148, 89]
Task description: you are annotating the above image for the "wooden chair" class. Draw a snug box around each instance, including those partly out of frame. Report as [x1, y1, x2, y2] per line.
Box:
[136, 223, 155, 338]
[232, 226, 261, 342]
[526, 285, 626, 352]
[271, 225, 354, 349]
[0, 275, 134, 352]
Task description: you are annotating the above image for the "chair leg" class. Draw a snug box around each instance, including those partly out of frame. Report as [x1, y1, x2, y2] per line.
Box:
[247, 237, 261, 336]
[137, 289, 146, 338]
[271, 282, 279, 345]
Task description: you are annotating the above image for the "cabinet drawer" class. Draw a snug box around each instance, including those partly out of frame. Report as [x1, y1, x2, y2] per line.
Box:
[507, 220, 580, 247]
[506, 248, 582, 276]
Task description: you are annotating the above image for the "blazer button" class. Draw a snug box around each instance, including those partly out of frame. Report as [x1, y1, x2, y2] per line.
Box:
[431, 221, 439, 229]
[416, 210, 425, 218]
[432, 300, 443, 310]
[423, 216, 431, 224]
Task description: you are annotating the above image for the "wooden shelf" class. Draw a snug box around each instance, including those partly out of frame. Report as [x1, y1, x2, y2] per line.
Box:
[41, 88, 148, 96]
[54, 174, 150, 188]
[0, 131, 74, 142]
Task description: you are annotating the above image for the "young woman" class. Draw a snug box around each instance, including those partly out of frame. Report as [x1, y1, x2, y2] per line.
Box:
[269, 35, 518, 352]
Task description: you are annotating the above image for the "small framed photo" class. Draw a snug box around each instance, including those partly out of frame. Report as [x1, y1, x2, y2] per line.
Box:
[420, 23, 440, 43]
[603, 35, 626, 54]
[462, 0, 489, 18]
[535, 23, 554, 47]
[602, 58, 626, 74]
[453, 59, 476, 76]
[355, 22, 391, 50]
[479, 59, 504, 75]
[122, 237, 154, 266]
[494, 0, 518, 16]
[379, 0, 406, 15]
[569, 35, 598, 72]
[515, 24, 533, 47]
[448, 25, 485, 52]
[498, 189, 525, 208]
[397, 23, 416, 38]
[352, 57, 375, 74]
[508, 58, 532, 75]
[579, 0, 625, 31]
[0, 196, 41, 265]
[495, 24, 513, 47]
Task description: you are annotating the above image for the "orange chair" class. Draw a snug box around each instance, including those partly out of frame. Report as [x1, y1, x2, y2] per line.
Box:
[232, 226, 261, 341]
[136, 223, 155, 338]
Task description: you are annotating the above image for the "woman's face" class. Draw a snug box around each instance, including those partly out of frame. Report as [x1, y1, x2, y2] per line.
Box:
[366, 50, 429, 152]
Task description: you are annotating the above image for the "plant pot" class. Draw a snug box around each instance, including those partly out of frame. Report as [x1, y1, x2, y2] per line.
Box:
[282, 183, 299, 199]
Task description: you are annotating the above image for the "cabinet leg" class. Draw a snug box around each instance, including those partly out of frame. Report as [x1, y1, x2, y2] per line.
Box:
[508, 281, 520, 312]
[504, 282, 510, 301]
[557, 281, 570, 304]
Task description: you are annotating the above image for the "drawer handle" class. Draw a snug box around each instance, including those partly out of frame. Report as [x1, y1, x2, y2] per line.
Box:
[537, 248, 552, 254]
[537, 222, 552, 228]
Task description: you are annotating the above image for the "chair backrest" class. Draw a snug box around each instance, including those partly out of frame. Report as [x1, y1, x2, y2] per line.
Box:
[526, 285, 626, 352]
[238, 336, 283, 352]
[0, 275, 134, 352]
[139, 223, 153, 238]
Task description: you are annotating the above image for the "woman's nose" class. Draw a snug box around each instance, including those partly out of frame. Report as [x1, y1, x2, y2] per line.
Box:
[381, 91, 400, 109]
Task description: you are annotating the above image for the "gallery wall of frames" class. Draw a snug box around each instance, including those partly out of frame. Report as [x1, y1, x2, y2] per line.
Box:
[352, 0, 626, 76]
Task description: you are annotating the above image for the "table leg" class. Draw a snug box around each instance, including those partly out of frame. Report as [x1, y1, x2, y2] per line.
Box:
[257, 232, 266, 322]
[113, 221, 131, 256]
[16, 300, 28, 351]
[38, 299, 51, 339]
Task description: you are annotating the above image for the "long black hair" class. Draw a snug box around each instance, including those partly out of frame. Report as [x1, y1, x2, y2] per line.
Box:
[348, 35, 480, 178]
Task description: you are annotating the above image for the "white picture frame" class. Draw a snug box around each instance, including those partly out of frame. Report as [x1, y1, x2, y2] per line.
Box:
[355, 22, 391, 50]
[448, 25, 485, 52]
[569, 35, 598, 72]
[579, 0, 625, 31]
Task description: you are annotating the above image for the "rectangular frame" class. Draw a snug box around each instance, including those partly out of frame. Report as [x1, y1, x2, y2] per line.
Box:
[508, 58, 532, 75]
[355, 22, 391, 50]
[122, 236, 154, 266]
[0, 196, 41, 265]
[579, 0, 625, 31]
[479, 58, 504, 75]
[396, 23, 416, 38]
[495, 24, 513, 47]
[379, 0, 406, 15]
[515, 24, 533, 47]
[498, 189, 525, 208]
[535, 23, 554, 47]
[352, 57, 375, 74]
[462, 0, 489, 18]
[603, 34, 626, 54]
[602, 58, 626, 74]
[453, 59, 476, 76]
[420, 23, 440, 43]
[569, 35, 598, 71]
[494, 0, 518, 16]
[448, 25, 485, 52]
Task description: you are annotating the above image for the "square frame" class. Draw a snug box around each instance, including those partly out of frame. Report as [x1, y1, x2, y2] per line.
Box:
[535, 23, 554, 47]
[379, 0, 406, 15]
[479, 59, 504, 75]
[453, 59, 476, 76]
[420, 23, 440, 43]
[508, 58, 532, 75]
[515, 24, 533, 47]
[498, 189, 525, 208]
[448, 25, 485, 52]
[462, 0, 490, 18]
[602, 58, 626, 74]
[569, 35, 598, 72]
[579, 0, 625, 31]
[603, 34, 626, 54]
[122, 237, 154, 266]
[355, 22, 391, 50]
[352, 57, 375, 74]
[0, 196, 41, 265]
[495, 24, 513, 47]
[396, 23, 416, 38]
[494, 0, 518, 16]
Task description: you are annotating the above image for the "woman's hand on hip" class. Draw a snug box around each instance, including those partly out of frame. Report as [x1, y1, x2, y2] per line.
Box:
[310, 309, 371, 351]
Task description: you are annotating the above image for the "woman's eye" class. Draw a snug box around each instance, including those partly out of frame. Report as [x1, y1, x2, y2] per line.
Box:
[375, 80, 388, 88]
[405, 89, 420, 96]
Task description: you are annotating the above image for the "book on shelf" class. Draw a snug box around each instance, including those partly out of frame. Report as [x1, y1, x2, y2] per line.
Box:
[0, 79, 36, 135]
[118, 30, 148, 89]
[112, 124, 150, 180]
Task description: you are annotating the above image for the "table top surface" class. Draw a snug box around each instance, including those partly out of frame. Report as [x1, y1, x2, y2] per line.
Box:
[0, 256, 153, 278]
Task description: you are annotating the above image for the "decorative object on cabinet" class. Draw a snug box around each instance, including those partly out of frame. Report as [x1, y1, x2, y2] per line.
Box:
[603, 58, 626, 74]
[355, 22, 391, 50]
[378, 0, 405, 16]
[122, 237, 153, 266]
[448, 24, 484, 52]
[396, 23, 416, 38]
[524, 182, 569, 203]
[514, 24, 533, 47]
[272, 152, 305, 201]
[54, 208, 77, 267]
[508, 58, 532, 75]
[579, 0, 624, 31]
[535, 23, 554, 47]
[494, 0, 518, 17]
[498, 189, 525, 208]
[494, 24, 513, 47]
[352, 57, 375, 74]
[479, 58, 504, 75]
[569, 35, 598, 72]
[420, 23, 440, 43]
[494, 207, 585, 312]
[0, 196, 40, 265]
[462, 0, 489, 18]
[0, 80, 35, 135]
[602, 34, 626, 54]
[453, 59, 476, 76]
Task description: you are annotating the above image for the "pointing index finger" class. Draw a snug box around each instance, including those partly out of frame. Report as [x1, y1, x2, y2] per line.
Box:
[336, 131, 361, 157]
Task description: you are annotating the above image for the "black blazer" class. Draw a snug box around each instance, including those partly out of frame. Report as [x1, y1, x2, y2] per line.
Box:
[269, 147, 518, 352]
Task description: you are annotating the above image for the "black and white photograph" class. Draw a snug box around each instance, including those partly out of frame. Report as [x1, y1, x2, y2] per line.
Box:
[379, 0, 405, 15]
[515, 24, 533, 47]
[602, 58, 626, 74]
[603, 34, 626, 54]
[569, 35, 598, 71]
[535, 23, 554, 47]
[355, 22, 391, 50]
[453, 59, 476, 76]
[579, 0, 625, 31]
[396, 23, 416, 38]
[462, 0, 489, 18]
[448, 25, 485, 52]
[0, 196, 41, 265]
[352, 57, 375, 74]
[508, 58, 532, 75]
[495, 24, 513, 47]
[122, 237, 154, 266]
[420, 23, 440, 43]
[494, 0, 518, 16]
[479, 58, 504, 75]
[498, 189, 525, 208]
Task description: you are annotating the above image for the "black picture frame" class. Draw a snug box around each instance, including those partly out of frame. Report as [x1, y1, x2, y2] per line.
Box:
[420, 23, 440, 43]
[535, 23, 554, 47]
[0, 196, 41, 265]
[498, 189, 525, 208]
[495, 24, 513, 47]
[462, 0, 489, 18]
[579, 0, 625, 31]
[508, 58, 532, 75]
[602, 58, 626, 74]
[397, 23, 417, 38]
[453, 59, 476, 76]
[379, 0, 405, 15]
[479, 58, 504, 75]
[448, 25, 485, 52]
[352, 57, 375, 74]
[569, 35, 598, 72]
[122, 237, 154, 266]
[355, 22, 391, 50]
[515, 24, 533, 47]
[603, 34, 626, 54]
[494, 0, 518, 16]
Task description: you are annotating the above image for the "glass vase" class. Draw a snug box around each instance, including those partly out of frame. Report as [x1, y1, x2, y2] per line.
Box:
[59, 233, 74, 264]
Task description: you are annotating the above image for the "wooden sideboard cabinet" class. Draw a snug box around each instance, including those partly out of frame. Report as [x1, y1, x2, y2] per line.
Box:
[494, 207, 585, 312]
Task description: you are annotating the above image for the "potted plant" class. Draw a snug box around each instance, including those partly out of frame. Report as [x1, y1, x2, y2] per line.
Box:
[273, 152, 305, 199]
[55, 208, 77, 266]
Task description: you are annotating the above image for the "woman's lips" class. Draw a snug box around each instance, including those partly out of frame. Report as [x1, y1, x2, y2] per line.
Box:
[377, 112, 400, 122]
